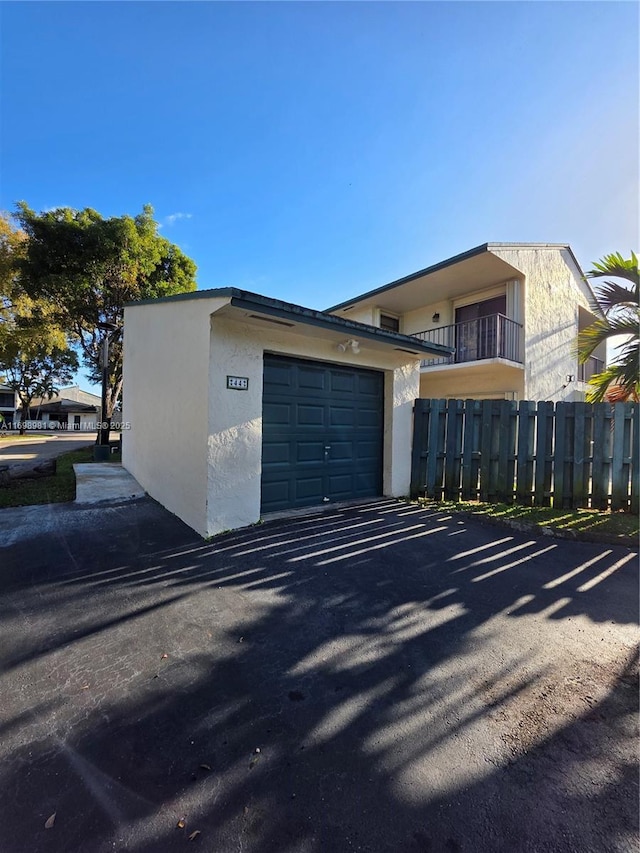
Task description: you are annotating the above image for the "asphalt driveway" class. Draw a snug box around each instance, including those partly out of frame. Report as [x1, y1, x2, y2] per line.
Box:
[0, 497, 638, 853]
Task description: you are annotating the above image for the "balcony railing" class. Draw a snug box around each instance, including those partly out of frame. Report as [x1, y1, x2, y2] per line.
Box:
[578, 355, 605, 382]
[413, 314, 523, 368]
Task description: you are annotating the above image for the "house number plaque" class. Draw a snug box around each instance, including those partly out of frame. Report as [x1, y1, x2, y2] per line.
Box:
[227, 376, 249, 390]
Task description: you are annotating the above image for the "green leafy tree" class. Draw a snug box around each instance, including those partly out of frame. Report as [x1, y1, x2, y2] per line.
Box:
[15, 203, 197, 428]
[578, 252, 639, 403]
[0, 338, 78, 434]
[0, 211, 76, 432]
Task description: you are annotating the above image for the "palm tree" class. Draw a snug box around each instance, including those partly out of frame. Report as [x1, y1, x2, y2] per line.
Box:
[577, 252, 639, 403]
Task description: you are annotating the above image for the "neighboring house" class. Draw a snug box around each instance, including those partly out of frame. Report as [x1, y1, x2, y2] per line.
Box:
[327, 243, 606, 403]
[23, 387, 102, 430]
[123, 289, 450, 537]
[0, 384, 18, 428]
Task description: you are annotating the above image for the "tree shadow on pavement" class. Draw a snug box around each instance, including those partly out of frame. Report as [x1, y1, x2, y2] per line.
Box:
[0, 498, 637, 852]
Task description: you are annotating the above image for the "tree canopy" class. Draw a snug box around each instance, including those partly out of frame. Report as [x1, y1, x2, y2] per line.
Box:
[15, 203, 197, 418]
[578, 252, 639, 403]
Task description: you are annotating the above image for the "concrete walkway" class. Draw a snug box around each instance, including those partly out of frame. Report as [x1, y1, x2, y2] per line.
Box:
[74, 463, 145, 505]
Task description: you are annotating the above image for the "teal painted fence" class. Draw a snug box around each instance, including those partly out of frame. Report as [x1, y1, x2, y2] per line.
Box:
[410, 399, 639, 513]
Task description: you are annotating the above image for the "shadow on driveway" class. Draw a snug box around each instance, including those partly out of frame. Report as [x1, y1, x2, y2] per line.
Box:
[0, 498, 638, 852]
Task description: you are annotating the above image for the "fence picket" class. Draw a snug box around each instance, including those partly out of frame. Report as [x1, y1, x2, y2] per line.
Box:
[554, 402, 567, 509]
[410, 398, 429, 498]
[496, 400, 512, 501]
[479, 401, 493, 502]
[515, 401, 534, 504]
[461, 400, 476, 500]
[534, 402, 554, 506]
[631, 403, 639, 516]
[611, 403, 626, 510]
[410, 398, 637, 512]
[572, 402, 588, 508]
[444, 400, 462, 499]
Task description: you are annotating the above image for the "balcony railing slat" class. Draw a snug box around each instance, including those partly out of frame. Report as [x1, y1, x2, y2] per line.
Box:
[412, 313, 523, 367]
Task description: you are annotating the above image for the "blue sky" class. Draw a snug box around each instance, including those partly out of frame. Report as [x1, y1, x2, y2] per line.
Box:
[1, 1, 638, 390]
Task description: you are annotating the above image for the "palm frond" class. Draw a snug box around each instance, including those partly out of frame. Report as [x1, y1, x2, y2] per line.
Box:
[587, 251, 639, 286]
[586, 361, 640, 403]
[591, 280, 639, 313]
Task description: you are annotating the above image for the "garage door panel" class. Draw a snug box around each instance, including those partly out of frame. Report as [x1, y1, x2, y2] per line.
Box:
[295, 476, 324, 501]
[358, 374, 383, 396]
[329, 441, 354, 461]
[264, 363, 294, 388]
[262, 441, 291, 465]
[329, 406, 354, 426]
[296, 404, 325, 427]
[327, 473, 355, 498]
[356, 440, 380, 461]
[263, 402, 291, 427]
[262, 354, 383, 513]
[296, 441, 325, 463]
[357, 407, 384, 428]
[261, 479, 291, 507]
[330, 372, 356, 394]
[297, 366, 327, 391]
[356, 471, 380, 492]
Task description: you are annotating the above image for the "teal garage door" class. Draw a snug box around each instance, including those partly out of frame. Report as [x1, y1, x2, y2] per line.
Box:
[261, 354, 384, 513]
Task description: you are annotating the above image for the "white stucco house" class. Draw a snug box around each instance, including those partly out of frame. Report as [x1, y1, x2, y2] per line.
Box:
[23, 386, 102, 431]
[123, 242, 603, 537]
[0, 384, 18, 428]
[328, 243, 605, 403]
[123, 291, 450, 537]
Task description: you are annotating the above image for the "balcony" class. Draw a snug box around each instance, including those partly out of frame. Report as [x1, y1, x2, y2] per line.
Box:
[578, 355, 605, 382]
[412, 314, 523, 368]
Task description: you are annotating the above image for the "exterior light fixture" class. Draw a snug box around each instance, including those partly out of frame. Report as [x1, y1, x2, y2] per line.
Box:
[432, 313, 440, 323]
[337, 339, 360, 354]
[566, 374, 575, 383]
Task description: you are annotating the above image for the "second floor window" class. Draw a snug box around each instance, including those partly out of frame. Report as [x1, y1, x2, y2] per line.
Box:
[380, 314, 400, 332]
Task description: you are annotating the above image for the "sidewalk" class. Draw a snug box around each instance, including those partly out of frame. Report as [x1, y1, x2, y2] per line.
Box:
[73, 463, 145, 505]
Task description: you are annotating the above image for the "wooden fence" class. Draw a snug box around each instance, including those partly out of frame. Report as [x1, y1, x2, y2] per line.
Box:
[410, 399, 639, 513]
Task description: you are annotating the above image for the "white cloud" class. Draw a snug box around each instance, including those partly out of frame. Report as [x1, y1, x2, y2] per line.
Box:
[163, 212, 193, 226]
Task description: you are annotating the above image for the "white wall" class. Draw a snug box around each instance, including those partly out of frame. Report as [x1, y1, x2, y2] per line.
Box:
[123, 297, 227, 536]
[490, 247, 592, 402]
[206, 315, 421, 536]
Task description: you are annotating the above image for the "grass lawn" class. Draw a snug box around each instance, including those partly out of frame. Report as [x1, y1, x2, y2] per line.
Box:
[420, 499, 638, 544]
[0, 447, 123, 508]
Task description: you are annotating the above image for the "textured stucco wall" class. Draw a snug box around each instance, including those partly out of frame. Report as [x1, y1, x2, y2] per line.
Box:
[333, 305, 375, 325]
[490, 248, 593, 402]
[206, 316, 420, 536]
[123, 297, 227, 536]
[402, 299, 453, 337]
[419, 364, 524, 400]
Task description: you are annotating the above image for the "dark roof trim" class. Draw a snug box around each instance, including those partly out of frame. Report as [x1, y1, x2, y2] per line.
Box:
[326, 244, 490, 312]
[25, 400, 98, 413]
[127, 287, 453, 357]
[228, 294, 452, 356]
[325, 242, 588, 312]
